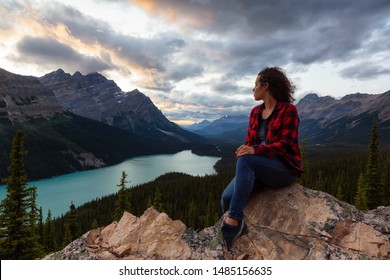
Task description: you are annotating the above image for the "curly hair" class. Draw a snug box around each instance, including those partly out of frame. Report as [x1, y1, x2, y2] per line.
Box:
[258, 67, 295, 103]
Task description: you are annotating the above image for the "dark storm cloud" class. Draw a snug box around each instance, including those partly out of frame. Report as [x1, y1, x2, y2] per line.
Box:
[41, 3, 112, 45]
[15, 36, 112, 74]
[123, 0, 390, 121]
[246, 5, 387, 75]
[166, 63, 204, 81]
[213, 82, 240, 95]
[340, 64, 390, 80]
[112, 35, 186, 73]
[130, 0, 390, 75]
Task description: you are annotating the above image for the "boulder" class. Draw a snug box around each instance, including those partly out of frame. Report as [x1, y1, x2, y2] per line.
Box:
[232, 183, 390, 259]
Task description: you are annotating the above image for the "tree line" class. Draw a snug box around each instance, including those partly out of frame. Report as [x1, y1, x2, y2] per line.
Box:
[0, 122, 388, 259]
[298, 121, 389, 208]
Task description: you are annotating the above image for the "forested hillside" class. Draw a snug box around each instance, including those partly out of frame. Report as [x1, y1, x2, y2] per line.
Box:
[0, 113, 185, 181]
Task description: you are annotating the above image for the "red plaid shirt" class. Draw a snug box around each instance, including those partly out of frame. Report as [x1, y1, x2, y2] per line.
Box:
[245, 101, 302, 175]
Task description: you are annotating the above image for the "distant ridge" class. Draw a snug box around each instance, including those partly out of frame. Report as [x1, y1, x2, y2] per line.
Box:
[296, 91, 390, 146]
[185, 115, 248, 143]
[183, 91, 390, 146]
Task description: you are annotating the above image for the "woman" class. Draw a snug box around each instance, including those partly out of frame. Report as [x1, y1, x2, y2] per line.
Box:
[221, 66, 302, 248]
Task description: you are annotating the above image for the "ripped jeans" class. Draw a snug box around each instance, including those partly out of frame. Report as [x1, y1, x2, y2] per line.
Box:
[221, 155, 296, 221]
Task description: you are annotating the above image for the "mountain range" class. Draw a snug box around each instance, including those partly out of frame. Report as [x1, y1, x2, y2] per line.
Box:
[296, 92, 390, 146]
[186, 91, 390, 147]
[39, 69, 204, 143]
[0, 68, 211, 181]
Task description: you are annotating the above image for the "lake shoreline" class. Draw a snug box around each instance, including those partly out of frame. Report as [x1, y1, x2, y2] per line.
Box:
[0, 150, 221, 218]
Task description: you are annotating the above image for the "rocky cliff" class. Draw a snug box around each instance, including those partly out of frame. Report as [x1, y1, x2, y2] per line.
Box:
[296, 92, 390, 145]
[297, 92, 390, 122]
[0, 68, 63, 120]
[45, 183, 390, 260]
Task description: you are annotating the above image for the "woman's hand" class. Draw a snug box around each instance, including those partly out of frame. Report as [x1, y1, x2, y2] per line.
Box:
[235, 145, 255, 157]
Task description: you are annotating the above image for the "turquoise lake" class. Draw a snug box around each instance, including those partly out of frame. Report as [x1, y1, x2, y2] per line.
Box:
[0, 150, 220, 217]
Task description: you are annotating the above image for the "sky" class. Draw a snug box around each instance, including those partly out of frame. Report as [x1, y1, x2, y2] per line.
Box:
[1, 0, 389, 125]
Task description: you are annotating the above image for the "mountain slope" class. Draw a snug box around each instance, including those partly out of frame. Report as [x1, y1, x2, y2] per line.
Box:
[39, 69, 205, 143]
[0, 68, 63, 120]
[0, 68, 185, 181]
[296, 92, 390, 146]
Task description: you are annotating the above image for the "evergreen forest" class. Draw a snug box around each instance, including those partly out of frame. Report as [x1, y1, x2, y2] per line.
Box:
[0, 123, 389, 259]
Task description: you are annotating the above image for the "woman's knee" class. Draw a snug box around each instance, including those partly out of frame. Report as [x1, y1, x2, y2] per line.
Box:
[237, 156, 250, 165]
[236, 155, 255, 170]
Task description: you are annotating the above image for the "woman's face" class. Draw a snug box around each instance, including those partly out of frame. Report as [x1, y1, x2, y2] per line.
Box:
[252, 75, 266, 101]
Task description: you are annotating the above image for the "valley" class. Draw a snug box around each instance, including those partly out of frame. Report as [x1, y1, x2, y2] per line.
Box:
[0, 68, 220, 181]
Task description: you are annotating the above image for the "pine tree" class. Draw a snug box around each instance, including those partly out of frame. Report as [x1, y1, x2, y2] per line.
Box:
[314, 170, 325, 191]
[38, 207, 44, 246]
[204, 191, 216, 227]
[25, 186, 44, 258]
[187, 200, 198, 229]
[365, 121, 384, 209]
[355, 173, 368, 211]
[336, 185, 344, 201]
[153, 186, 164, 212]
[0, 130, 43, 259]
[383, 158, 390, 206]
[90, 218, 98, 229]
[113, 171, 131, 221]
[146, 196, 153, 208]
[44, 210, 57, 252]
[299, 138, 310, 187]
[62, 223, 72, 247]
[66, 201, 81, 240]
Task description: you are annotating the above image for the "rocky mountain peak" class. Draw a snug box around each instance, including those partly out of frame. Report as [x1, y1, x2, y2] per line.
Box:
[45, 183, 390, 260]
[72, 71, 83, 78]
[85, 72, 112, 84]
[300, 93, 320, 101]
[39, 69, 205, 143]
[54, 68, 66, 74]
[49, 69, 71, 79]
[341, 92, 370, 100]
[297, 94, 335, 110]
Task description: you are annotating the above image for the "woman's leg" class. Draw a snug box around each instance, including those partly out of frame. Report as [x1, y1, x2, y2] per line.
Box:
[227, 155, 296, 221]
[221, 178, 235, 214]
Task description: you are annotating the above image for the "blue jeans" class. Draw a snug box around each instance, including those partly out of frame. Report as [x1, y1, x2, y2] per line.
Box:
[221, 155, 296, 221]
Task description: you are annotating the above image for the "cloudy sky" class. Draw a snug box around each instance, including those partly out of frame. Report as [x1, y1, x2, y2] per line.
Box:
[1, 0, 389, 125]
